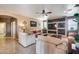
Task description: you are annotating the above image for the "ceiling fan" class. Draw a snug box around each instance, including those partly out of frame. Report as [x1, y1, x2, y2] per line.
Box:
[36, 9, 52, 16]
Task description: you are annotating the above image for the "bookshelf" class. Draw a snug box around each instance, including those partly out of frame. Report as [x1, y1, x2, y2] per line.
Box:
[47, 17, 66, 35]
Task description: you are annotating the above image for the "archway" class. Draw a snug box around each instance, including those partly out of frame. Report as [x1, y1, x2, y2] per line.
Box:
[0, 15, 17, 38]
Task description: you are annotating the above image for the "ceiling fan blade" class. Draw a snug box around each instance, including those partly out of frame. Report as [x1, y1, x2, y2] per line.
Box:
[47, 12, 52, 14]
[74, 4, 79, 7]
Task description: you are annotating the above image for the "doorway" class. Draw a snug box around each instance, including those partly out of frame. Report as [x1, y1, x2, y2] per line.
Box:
[0, 15, 17, 38]
[0, 23, 6, 37]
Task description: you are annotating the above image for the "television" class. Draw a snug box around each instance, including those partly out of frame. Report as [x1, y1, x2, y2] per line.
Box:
[48, 23, 56, 29]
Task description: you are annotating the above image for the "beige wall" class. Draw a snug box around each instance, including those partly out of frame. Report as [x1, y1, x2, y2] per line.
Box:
[0, 10, 40, 33]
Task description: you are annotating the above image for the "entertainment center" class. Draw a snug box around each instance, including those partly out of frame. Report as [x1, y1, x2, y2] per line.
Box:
[47, 16, 77, 36]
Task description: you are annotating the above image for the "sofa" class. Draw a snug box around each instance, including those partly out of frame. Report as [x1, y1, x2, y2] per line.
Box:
[36, 35, 68, 54]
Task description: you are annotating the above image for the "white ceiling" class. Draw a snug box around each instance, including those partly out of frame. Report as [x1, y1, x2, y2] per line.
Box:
[0, 4, 67, 19]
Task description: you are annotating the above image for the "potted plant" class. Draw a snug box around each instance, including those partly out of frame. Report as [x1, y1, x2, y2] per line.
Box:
[74, 13, 79, 42]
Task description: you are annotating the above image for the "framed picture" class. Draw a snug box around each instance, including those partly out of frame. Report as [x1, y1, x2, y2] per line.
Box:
[30, 21, 37, 27]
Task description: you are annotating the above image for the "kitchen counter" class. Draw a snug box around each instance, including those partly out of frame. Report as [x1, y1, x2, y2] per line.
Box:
[18, 32, 36, 47]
